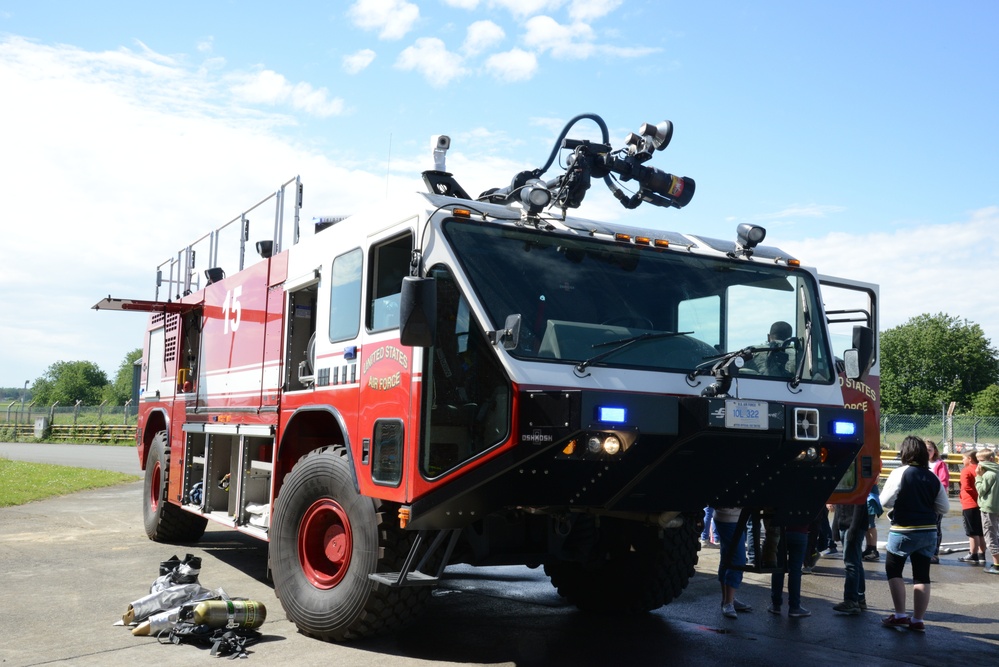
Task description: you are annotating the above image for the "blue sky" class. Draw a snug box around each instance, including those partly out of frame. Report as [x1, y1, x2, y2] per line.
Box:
[1, 0, 998, 388]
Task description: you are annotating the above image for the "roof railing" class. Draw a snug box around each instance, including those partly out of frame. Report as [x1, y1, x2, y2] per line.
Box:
[155, 176, 301, 301]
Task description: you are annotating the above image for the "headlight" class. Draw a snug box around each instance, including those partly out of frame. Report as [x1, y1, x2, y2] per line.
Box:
[565, 432, 634, 459]
[795, 446, 828, 463]
[796, 446, 819, 462]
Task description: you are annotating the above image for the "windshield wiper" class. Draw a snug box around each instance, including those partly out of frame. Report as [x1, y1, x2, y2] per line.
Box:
[574, 331, 692, 375]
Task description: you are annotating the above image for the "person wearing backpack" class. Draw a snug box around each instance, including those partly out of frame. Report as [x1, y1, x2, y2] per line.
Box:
[880, 436, 950, 632]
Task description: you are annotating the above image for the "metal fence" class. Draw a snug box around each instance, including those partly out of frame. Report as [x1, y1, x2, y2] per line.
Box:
[880, 414, 999, 453]
[2, 402, 137, 427]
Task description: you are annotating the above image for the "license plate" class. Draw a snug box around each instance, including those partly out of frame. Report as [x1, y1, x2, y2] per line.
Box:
[725, 400, 768, 430]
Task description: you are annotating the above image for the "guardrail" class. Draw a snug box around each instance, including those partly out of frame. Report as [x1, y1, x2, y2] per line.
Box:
[879, 453, 964, 493]
[2, 423, 136, 444]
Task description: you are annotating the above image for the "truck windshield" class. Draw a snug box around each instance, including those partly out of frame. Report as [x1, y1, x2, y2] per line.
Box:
[443, 219, 834, 383]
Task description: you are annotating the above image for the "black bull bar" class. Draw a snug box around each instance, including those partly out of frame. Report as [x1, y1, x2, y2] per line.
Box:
[407, 391, 864, 531]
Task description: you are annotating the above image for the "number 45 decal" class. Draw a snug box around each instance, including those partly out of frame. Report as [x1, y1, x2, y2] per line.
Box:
[221, 286, 242, 334]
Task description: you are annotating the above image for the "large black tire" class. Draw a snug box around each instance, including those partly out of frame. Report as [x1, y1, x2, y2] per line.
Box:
[544, 513, 700, 612]
[269, 447, 430, 642]
[143, 430, 208, 542]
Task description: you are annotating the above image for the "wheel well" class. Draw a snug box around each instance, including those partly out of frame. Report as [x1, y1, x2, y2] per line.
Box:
[275, 408, 354, 500]
[140, 410, 168, 470]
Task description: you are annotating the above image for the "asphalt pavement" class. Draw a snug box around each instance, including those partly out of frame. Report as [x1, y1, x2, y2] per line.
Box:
[0, 441, 141, 475]
[2, 442, 998, 666]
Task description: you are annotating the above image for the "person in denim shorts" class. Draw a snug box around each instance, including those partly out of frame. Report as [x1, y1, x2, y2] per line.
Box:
[879, 436, 950, 632]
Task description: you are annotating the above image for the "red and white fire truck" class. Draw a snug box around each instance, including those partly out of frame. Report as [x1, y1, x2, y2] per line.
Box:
[96, 114, 880, 641]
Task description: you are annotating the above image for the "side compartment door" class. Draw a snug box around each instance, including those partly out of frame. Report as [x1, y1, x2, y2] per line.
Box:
[820, 275, 882, 504]
[200, 261, 271, 410]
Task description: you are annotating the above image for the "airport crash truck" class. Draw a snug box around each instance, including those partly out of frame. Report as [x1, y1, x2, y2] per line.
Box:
[95, 114, 881, 641]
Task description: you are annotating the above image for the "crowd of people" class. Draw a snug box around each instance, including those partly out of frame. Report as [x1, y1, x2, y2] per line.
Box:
[700, 435, 998, 632]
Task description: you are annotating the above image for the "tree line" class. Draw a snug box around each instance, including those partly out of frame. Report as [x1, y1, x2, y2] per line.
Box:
[4, 313, 999, 415]
[881, 313, 999, 415]
[2, 349, 142, 409]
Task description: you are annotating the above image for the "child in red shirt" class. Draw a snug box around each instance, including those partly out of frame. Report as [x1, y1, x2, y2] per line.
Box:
[958, 450, 986, 563]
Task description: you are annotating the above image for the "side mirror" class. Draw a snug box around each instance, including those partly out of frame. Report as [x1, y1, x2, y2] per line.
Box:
[492, 314, 521, 350]
[844, 325, 875, 380]
[399, 276, 436, 347]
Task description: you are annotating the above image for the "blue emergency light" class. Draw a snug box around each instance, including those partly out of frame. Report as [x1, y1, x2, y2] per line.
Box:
[832, 420, 857, 436]
[597, 406, 627, 423]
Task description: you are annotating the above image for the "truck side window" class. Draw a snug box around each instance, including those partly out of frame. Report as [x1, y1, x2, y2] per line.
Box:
[367, 233, 412, 332]
[329, 248, 362, 342]
[421, 266, 511, 478]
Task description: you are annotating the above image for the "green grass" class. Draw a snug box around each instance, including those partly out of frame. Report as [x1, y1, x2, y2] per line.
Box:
[0, 458, 140, 507]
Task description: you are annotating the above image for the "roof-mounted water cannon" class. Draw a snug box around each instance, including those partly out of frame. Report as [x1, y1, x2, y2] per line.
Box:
[597, 118, 693, 210]
[416, 114, 693, 216]
[476, 113, 695, 216]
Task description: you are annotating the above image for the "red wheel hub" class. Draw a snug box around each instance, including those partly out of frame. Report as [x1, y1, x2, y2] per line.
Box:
[298, 498, 353, 589]
[149, 461, 161, 511]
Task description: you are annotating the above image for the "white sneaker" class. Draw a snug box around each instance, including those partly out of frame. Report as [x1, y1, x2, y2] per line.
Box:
[722, 603, 737, 619]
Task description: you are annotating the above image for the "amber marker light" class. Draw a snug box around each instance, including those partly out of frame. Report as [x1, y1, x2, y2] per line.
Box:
[452, 208, 472, 218]
[635, 236, 651, 245]
[614, 233, 631, 242]
[653, 239, 670, 248]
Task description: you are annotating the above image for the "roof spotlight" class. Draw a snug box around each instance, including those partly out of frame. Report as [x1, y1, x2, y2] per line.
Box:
[641, 120, 673, 151]
[520, 179, 552, 216]
[204, 267, 225, 285]
[734, 223, 767, 258]
[256, 240, 274, 259]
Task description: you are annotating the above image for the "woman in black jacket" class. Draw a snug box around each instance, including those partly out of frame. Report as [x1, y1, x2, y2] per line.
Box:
[880, 435, 950, 632]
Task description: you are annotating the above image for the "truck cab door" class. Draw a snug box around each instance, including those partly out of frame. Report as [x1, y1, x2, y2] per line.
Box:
[820, 275, 882, 503]
[356, 230, 415, 502]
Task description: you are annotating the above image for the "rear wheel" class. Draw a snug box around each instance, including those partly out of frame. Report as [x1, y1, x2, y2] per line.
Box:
[269, 447, 430, 641]
[544, 513, 700, 612]
[142, 430, 208, 542]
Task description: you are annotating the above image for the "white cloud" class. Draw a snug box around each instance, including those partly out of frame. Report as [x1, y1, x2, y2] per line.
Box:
[786, 207, 999, 346]
[489, 0, 564, 18]
[0, 36, 393, 385]
[342, 48, 376, 74]
[443, 0, 480, 8]
[523, 15, 596, 59]
[568, 0, 623, 21]
[754, 204, 848, 221]
[463, 20, 505, 56]
[347, 0, 420, 40]
[485, 48, 537, 82]
[395, 37, 466, 87]
[599, 44, 663, 58]
[228, 69, 345, 117]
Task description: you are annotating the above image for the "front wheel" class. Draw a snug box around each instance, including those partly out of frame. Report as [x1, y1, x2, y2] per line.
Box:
[142, 430, 207, 542]
[544, 514, 700, 612]
[269, 447, 429, 642]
